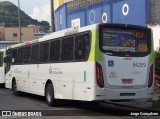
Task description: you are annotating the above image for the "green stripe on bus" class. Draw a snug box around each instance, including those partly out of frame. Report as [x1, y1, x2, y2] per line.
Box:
[88, 30, 96, 61]
[84, 71, 86, 82]
[88, 29, 103, 61]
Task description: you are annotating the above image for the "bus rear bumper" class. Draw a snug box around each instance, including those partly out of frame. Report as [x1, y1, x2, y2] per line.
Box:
[104, 88, 153, 101]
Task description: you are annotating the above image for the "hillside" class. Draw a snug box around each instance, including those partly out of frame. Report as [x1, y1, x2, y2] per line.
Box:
[0, 1, 50, 30]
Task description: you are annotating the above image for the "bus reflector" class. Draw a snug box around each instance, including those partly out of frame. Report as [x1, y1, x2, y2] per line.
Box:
[148, 65, 154, 88]
[96, 62, 104, 88]
[124, 51, 130, 57]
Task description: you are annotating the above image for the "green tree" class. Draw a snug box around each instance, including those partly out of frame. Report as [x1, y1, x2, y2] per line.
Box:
[0, 1, 50, 31]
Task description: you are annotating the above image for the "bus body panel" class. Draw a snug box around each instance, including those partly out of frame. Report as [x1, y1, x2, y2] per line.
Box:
[0, 50, 5, 84]
[98, 24, 154, 101]
[5, 61, 106, 101]
[103, 55, 150, 87]
[105, 87, 153, 100]
[0, 68, 4, 84]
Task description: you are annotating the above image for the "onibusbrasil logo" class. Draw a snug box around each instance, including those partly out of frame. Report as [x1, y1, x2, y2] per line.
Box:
[1, 111, 42, 117]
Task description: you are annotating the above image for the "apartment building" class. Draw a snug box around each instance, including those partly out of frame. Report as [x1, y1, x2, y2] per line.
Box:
[0, 26, 35, 41]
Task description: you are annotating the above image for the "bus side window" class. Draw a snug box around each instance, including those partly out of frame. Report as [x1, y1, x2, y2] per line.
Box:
[12, 49, 17, 64]
[17, 47, 24, 64]
[0, 52, 2, 67]
[61, 36, 74, 61]
[40, 42, 49, 63]
[50, 39, 60, 62]
[24, 46, 31, 64]
[84, 33, 90, 59]
[75, 33, 90, 61]
[75, 35, 83, 60]
[31, 44, 39, 64]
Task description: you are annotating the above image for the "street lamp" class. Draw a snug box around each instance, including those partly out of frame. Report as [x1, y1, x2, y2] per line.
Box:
[18, 0, 22, 42]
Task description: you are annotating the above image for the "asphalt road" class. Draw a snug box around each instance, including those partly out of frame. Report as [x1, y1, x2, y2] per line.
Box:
[0, 87, 113, 119]
[0, 87, 159, 119]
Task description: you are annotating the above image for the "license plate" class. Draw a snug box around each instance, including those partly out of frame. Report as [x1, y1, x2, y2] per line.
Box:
[122, 79, 133, 84]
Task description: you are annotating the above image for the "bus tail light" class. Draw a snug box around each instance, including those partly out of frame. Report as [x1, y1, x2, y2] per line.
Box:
[96, 62, 104, 88]
[148, 65, 154, 88]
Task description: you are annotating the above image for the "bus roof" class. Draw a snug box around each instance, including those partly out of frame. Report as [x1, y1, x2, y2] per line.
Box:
[7, 23, 99, 50]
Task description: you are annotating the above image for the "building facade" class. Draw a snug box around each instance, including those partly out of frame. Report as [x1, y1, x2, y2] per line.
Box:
[5, 27, 35, 41]
[54, 0, 149, 31]
[0, 26, 35, 41]
[53, 0, 160, 50]
[0, 25, 5, 41]
[0, 25, 48, 49]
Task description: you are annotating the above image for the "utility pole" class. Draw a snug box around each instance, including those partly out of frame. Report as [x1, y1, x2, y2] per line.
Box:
[50, 0, 55, 32]
[18, 0, 22, 42]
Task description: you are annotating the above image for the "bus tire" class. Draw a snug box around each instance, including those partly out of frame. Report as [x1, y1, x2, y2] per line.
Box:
[45, 83, 56, 106]
[12, 80, 21, 96]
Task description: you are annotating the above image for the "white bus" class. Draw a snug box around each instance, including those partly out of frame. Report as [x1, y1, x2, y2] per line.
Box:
[0, 49, 5, 86]
[4, 23, 154, 106]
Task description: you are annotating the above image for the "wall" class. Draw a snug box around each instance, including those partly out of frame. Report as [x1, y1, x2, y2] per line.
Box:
[150, 0, 160, 24]
[55, 0, 149, 31]
[0, 26, 5, 41]
[149, 25, 160, 50]
[5, 27, 35, 41]
[54, 0, 160, 50]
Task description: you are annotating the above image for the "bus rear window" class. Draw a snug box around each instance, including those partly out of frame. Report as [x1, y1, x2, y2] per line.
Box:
[99, 25, 151, 54]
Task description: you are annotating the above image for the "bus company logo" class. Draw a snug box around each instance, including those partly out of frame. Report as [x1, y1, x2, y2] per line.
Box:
[49, 66, 52, 74]
[2, 111, 11, 116]
[108, 60, 114, 67]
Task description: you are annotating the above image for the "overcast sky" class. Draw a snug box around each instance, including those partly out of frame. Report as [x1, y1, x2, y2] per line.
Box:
[0, 0, 51, 24]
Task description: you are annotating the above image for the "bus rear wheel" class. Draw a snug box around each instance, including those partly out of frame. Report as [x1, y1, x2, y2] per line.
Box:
[45, 83, 56, 106]
[12, 80, 21, 96]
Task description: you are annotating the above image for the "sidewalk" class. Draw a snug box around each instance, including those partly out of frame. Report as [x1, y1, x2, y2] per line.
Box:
[108, 92, 160, 109]
[152, 92, 160, 109]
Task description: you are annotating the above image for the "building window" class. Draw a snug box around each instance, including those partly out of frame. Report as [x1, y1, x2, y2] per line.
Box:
[13, 33, 17, 37]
